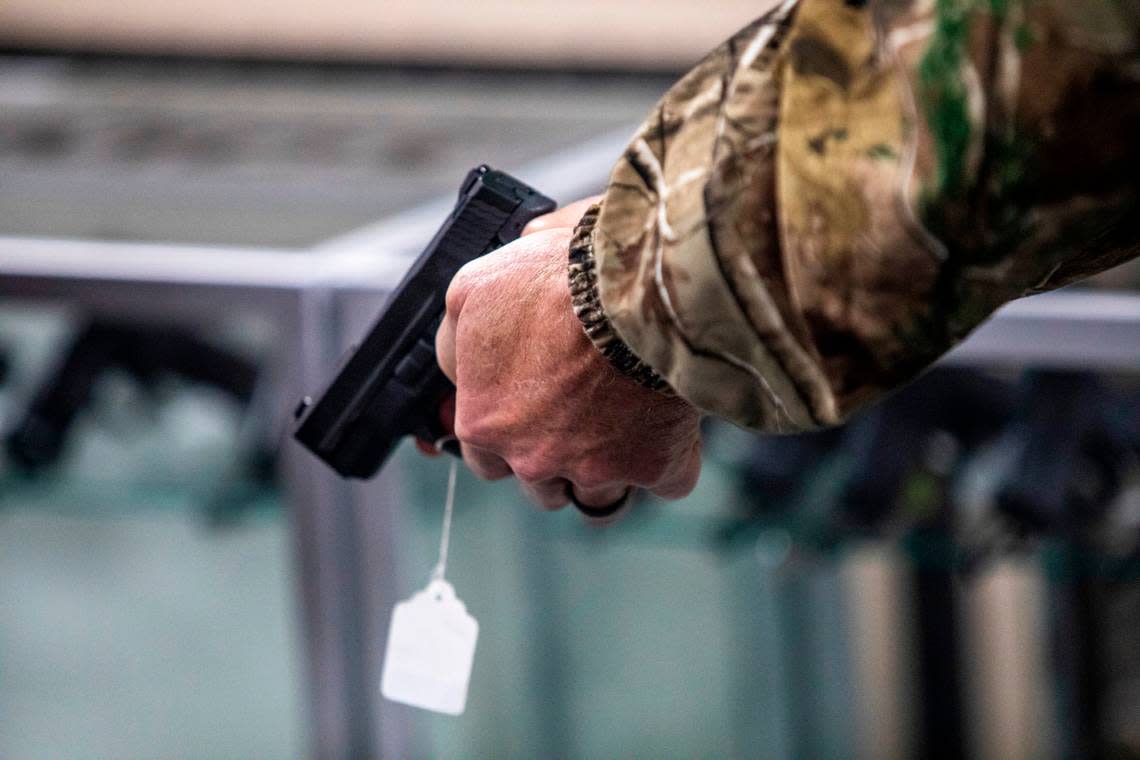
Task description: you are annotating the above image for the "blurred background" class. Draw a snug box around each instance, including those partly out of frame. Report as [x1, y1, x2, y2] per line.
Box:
[1, 2, 1138, 759]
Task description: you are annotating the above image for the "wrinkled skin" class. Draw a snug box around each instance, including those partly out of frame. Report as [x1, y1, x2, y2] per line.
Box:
[432, 198, 703, 514]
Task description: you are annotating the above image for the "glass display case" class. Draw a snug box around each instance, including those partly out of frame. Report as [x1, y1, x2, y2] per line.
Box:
[1, 53, 1137, 760]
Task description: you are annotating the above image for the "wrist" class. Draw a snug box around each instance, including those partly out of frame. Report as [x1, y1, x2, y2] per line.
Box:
[567, 202, 672, 394]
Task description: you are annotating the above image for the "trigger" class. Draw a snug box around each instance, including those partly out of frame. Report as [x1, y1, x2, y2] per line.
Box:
[434, 435, 462, 458]
[421, 395, 459, 457]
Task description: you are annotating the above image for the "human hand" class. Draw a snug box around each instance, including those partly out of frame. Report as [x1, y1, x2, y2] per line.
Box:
[433, 206, 702, 517]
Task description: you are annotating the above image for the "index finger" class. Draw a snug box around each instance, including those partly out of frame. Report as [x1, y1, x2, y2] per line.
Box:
[436, 262, 477, 384]
[435, 298, 458, 383]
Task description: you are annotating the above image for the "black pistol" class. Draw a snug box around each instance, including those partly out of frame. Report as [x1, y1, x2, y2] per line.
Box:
[292, 165, 556, 478]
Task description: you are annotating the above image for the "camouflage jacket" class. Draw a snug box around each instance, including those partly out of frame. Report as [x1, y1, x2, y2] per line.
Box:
[569, 0, 1139, 432]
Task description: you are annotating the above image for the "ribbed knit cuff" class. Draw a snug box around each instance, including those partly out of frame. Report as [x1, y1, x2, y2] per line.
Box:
[568, 202, 672, 394]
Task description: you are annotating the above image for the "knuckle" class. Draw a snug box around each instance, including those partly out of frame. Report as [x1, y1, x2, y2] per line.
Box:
[452, 415, 474, 444]
[672, 471, 700, 499]
[570, 464, 615, 491]
[636, 457, 672, 487]
[458, 440, 511, 482]
[653, 457, 702, 500]
[453, 414, 492, 451]
[509, 456, 559, 484]
[453, 404, 518, 462]
[517, 480, 568, 511]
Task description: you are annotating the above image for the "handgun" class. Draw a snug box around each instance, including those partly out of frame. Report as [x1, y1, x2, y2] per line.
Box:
[292, 165, 556, 479]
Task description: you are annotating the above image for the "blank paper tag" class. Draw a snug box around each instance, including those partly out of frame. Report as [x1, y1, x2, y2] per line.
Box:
[380, 578, 478, 716]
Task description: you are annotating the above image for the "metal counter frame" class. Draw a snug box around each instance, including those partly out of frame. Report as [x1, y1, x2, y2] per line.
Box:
[1, 127, 1137, 758]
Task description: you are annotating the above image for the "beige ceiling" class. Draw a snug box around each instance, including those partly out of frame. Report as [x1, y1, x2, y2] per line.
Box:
[0, 0, 781, 69]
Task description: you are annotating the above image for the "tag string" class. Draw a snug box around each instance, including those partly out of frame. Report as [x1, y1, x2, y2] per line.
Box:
[431, 457, 458, 582]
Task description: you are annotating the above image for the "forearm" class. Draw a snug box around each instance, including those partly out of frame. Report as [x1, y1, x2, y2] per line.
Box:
[574, 0, 1140, 432]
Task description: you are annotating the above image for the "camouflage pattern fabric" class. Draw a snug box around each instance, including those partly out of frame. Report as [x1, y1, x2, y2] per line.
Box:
[568, 0, 1140, 432]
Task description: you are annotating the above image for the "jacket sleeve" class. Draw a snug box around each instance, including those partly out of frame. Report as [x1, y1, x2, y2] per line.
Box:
[568, 0, 1140, 433]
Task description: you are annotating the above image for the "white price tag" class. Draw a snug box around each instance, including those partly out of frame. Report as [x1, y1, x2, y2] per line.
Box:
[380, 578, 479, 716]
